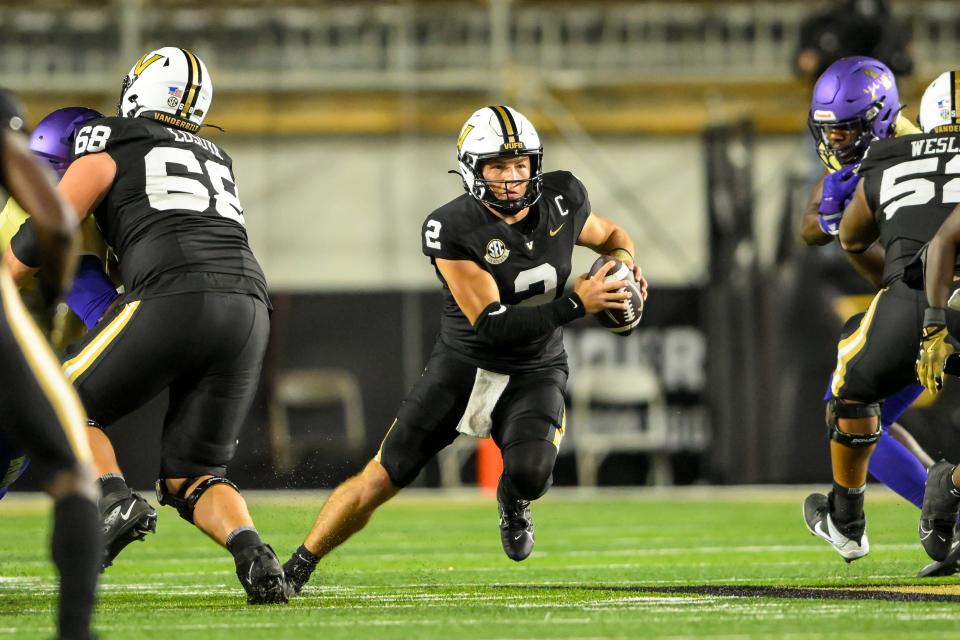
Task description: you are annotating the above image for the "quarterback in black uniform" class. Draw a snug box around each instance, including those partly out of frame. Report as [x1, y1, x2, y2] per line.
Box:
[6, 48, 285, 604]
[0, 89, 100, 640]
[283, 105, 649, 593]
[803, 71, 960, 562]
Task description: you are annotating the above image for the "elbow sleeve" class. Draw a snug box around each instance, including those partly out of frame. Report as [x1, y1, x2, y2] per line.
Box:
[473, 292, 585, 345]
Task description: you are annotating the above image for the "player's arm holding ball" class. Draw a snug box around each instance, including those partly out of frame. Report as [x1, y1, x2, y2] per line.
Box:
[576, 212, 649, 300]
[436, 257, 629, 345]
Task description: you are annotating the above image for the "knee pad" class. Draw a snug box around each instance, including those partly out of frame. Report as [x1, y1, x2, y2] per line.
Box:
[826, 398, 882, 448]
[155, 476, 240, 524]
[502, 441, 557, 500]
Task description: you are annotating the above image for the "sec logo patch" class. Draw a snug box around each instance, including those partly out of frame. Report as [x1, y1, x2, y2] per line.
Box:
[484, 239, 509, 264]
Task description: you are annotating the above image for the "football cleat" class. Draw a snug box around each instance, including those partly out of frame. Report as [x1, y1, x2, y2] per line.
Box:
[282, 548, 318, 596]
[235, 544, 288, 605]
[498, 489, 535, 562]
[100, 487, 157, 571]
[917, 539, 960, 577]
[803, 492, 869, 562]
[919, 460, 960, 562]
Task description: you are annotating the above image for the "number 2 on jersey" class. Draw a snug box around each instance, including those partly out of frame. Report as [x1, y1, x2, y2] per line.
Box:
[515, 263, 558, 305]
[424, 220, 442, 250]
[145, 147, 244, 225]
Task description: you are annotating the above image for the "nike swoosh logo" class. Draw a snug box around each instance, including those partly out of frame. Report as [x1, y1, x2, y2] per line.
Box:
[489, 305, 507, 316]
[119, 502, 136, 521]
[814, 521, 830, 539]
[569, 298, 579, 310]
[548, 224, 564, 237]
[514, 533, 524, 540]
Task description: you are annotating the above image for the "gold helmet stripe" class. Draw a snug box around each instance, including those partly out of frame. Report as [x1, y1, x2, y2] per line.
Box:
[488, 105, 519, 145]
[178, 48, 201, 120]
[497, 105, 518, 141]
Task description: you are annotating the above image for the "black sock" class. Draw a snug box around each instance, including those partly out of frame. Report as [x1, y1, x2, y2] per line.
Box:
[52, 494, 100, 640]
[831, 482, 865, 529]
[497, 475, 515, 503]
[291, 544, 319, 568]
[226, 527, 262, 558]
[284, 544, 320, 592]
[98, 475, 128, 497]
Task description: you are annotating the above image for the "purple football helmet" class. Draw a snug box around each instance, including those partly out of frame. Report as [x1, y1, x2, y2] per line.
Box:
[808, 56, 901, 169]
[29, 106, 102, 177]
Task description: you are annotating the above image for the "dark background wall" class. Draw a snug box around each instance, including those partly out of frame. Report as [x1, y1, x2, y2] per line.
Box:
[17, 287, 707, 490]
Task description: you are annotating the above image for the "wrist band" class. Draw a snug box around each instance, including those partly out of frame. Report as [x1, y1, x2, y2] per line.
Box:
[924, 307, 947, 327]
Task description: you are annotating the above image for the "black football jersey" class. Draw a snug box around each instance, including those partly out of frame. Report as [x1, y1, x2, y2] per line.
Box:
[73, 116, 268, 305]
[421, 170, 592, 374]
[861, 132, 960, 285]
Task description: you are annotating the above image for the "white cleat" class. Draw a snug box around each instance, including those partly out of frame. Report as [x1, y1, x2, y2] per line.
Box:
[803, 492, 869, 563]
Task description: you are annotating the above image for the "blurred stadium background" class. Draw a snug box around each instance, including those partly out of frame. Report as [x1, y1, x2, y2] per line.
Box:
[8, 0, 960, 492]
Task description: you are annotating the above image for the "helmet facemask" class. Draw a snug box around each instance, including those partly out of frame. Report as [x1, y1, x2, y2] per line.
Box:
[808, 107, 878, 169]
[116, 74, 135, 118]
[461, 149, 543, 215]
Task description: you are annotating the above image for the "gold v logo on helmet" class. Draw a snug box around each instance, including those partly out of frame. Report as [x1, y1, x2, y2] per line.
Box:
[457, 125, 474, 152]
[133, 53, 163, 76]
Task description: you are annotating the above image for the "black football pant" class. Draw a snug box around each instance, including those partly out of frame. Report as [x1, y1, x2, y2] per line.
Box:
[376, 340, 566, 498]
[62, 291, 270, 478]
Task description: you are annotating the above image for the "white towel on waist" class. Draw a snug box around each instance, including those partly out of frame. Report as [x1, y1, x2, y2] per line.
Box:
[456, 368, 511, 438]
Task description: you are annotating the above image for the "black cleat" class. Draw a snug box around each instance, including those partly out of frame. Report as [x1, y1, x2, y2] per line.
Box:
[100, 487, 157, 571]
[802, 492, 868, 562]
[918, 539, 960, 577]
[282, 547, 318, 596]
[919, 460, 960, 562]
[497, 489, 534, 562]
[235, 544, 288, 605]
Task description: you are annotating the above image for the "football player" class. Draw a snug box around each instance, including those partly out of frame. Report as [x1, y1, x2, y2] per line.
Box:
[803, 71, 960, 568]
[4, 48, 285, 604]
[0, 107, 119, 503]
[0, 107, 121, 500]
[800, 57, 941, 568]
[13, 106, 121, 334]
[282, 105, 649, 594]
[0, 89, 100, 640]
[910, 70, 960, 567]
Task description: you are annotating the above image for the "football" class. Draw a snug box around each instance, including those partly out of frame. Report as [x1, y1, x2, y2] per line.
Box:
[587, 255, 643, 336]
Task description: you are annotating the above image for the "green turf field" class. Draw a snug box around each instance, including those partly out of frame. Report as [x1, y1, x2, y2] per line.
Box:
[3, 487, 960, 639]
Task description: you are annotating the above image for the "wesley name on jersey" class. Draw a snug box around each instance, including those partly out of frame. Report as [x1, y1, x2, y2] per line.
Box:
[422, 170, 591, 374]
[860, 130, 960, 286]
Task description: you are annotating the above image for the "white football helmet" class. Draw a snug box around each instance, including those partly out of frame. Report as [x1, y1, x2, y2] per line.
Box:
[918, 70, 960, 133]
[117, 47, 212, 133]
[456, 105, 543, 214]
